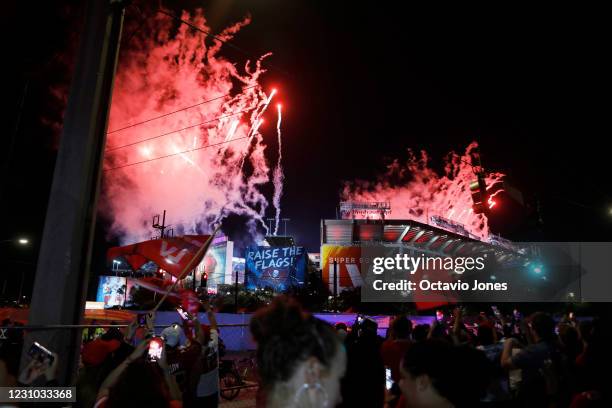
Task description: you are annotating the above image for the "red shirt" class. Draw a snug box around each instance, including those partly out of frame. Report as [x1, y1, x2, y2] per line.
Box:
[381, 339, 412, 383]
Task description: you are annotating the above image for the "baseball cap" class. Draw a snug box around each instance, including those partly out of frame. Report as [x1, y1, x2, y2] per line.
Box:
[161, 325, 181, 348]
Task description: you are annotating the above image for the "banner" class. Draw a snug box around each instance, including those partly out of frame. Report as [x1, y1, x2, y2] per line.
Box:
[321, 245, 364, 291]
[96, 276, 127, 308]
[245, 246, 307, 291]
[195, 240, 233, 291]
[231, 258, 246, 285]
[107, 235, 211, 278]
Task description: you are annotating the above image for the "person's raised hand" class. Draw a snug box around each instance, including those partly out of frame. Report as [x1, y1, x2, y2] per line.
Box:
[145, 312, 155, 337]
[157, 343, 170, 372]
[19, 359, 46, 385]
[200, 299, 212, 313]
[44, 353, 59, 382]
[126, 338, 149, 363]
[126, 317, 138, 341]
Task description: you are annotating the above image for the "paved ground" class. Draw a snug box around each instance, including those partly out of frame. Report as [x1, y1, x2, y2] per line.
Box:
[219, 386, 258, 408]
[219, 350, 258, 408]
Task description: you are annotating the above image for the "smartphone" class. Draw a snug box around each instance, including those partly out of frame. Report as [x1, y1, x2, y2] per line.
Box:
[176, 307, 191, 321]
[569, 312, 574, 319]
[436, 310, 444, 322]
[147, 337, 164, 362]
[385, 368, 393, 390]
[492, 306, 501, 317]
[137, 313, 147, 326]
[28, 342, 55, 365]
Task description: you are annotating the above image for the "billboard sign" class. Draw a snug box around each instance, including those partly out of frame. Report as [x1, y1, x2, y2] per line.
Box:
[195, 240, 233, 291]
[230, 257, 246, 284]
[339, 201, 391, 219]
[96, 276, 127, 308]
[245, 246, 307, 291]
[320, 245, 364, 291]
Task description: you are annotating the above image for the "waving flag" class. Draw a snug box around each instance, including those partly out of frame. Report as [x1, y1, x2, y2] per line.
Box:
[107, 235, 212, 278]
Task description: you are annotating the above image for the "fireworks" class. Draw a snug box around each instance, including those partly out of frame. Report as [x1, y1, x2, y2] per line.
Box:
[342, 142, 505, 240]
[102, 10, 280, 244]
[272, 103, 284, 235]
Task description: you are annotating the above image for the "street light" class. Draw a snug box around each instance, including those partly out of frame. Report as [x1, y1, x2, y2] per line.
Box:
[0, 237, 30, 245]
[0, 237, 31, 302]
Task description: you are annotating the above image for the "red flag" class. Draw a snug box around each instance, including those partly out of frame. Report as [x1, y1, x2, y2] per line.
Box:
[130, 277, 180, 299]
[107, 235, 211, 278]
[179, 289, 200, 315]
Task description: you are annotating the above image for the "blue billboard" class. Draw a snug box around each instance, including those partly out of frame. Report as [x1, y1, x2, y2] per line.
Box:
[96, 276, 127, 308]
[245, 246, 307, 291]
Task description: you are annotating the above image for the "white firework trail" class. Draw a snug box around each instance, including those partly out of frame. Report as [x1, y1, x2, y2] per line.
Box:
[214, 89, 278, 233]
[239, 89, 277, 172]
[272, 103, 284, 235]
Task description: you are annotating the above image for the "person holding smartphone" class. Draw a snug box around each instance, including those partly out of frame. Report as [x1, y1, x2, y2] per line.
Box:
[18, 343, 59, 387]
[187, 299, 220, 408]
[381, 315, 413, 408]
[162, 310, 203, 372]
[95, 338, 182, 408]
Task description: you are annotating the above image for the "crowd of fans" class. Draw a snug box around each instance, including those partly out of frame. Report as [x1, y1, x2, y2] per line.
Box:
[251, 300, 610, 408]
[0, 300, 221, 408]
[0, 299, 610, 407]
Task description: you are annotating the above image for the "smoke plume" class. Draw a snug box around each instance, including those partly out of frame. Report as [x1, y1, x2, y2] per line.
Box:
[101, 9, 279, 244]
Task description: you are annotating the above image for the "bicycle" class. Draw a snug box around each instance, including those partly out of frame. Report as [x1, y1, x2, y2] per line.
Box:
[219, 356, 258, 401]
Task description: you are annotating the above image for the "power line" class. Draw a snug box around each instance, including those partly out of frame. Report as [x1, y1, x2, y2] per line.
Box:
[157, 9, 249, 58]
[104, 135, 251, 171]
[102, 6, 285, 170]
[105, 107, 255, 152]
[107, 85, 258, 134]
[156, 9, 291, 78]
[106, 6, 288, 136]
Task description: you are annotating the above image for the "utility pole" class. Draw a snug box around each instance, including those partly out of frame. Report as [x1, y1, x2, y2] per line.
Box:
[153, 210, 170, 238]
[266, 218, 290, 236]
[22, 0, 127, 384]
[281, 218, 291, 236]
[17, 271, 25, 304]
[266, 218, 274, 235]
[234, 266, 239, 312]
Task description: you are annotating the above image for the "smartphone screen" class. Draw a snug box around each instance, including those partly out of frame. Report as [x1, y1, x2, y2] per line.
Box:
[385, 368, 393, 390]
[28, 342, 54, 365]
[492, 306, 500, 316]
[137, 313, 147, 326]
[176, 307, 190, 320]
[147, 337, 164, 362]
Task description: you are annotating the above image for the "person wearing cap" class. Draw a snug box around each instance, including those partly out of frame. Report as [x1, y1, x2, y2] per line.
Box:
[163, 321, 203, 395]
[185, 299, 220, 408]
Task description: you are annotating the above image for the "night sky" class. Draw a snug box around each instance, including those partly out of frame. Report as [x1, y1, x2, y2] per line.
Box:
[1, 1, 610, 299]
